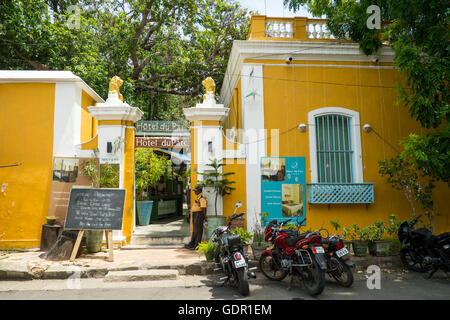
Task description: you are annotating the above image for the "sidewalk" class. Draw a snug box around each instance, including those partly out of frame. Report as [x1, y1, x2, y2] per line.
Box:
[0, 245, 405, 281]
[0, 247, 213, 280]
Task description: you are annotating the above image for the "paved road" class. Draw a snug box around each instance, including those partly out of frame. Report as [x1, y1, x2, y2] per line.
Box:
[0, 271, 449, 300]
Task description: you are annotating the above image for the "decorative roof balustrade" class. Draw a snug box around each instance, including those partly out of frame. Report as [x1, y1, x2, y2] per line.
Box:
[265, 21, 293, 38]
[306, 21, 350, 40]
[247, 15, 352, 42]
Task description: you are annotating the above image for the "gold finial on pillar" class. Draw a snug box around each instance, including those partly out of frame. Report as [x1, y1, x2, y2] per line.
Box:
[109, 76, 124, 101]
[202, 77, 216, 101]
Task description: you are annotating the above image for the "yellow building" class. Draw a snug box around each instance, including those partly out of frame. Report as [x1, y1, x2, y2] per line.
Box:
[0, 71, 142, 249]
[187, 16, 449, 235]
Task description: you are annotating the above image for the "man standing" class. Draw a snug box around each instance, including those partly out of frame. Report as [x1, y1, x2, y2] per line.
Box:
[185, 185, 207, 250]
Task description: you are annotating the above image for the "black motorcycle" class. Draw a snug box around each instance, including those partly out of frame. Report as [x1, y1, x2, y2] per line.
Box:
[211, 201, 256, 296]
[321, 232, 354, 287]
[398, 215, 450, 278]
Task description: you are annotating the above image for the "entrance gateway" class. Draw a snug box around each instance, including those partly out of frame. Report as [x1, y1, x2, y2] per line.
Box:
[130, 120, 191, 247]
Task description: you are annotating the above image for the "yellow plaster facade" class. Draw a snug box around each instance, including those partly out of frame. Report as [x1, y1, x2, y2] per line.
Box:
[0, 71, 142, 249]
[217, 16, 449, 234]
[0, 83, 56, 248]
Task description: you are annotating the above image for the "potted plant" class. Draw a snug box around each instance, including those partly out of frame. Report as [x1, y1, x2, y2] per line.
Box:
[364, 221, 385, 256]
[81, 159, 115, 253]
[195, 241, 217, 262]
[250, 212, 270, 260]
[342, 225, 357, 253]
[135, 149, 169, 225]
[385, 214, 403, 255]
[197, 158, 236, 238]
[349, 224, 369, 257]
[231, 227, 253, 255]
[46, 216, 58, 226]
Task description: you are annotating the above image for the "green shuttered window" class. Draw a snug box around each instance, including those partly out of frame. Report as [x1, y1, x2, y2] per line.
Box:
[315, 114, 353, 183]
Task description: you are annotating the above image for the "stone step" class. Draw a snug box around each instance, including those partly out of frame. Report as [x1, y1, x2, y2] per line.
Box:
[130, 236, 190, 246]
[104, 269, 179, 282]
[121, 244, 185, 250]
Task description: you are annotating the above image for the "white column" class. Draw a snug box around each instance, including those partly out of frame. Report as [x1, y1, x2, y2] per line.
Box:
[241, 64, 265, 233]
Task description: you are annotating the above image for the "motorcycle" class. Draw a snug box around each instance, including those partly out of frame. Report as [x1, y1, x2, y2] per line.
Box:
[321, 231, 354, 287]
[398, 215, 450, 278]
[259, 218, 327, 296]
[211, 201, 256, 296]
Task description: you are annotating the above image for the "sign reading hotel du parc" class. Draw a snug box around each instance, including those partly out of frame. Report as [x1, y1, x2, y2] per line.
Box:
[135, 137, 190, 148]
[261, 157, 306, 226]
[135, 121, 188, 133]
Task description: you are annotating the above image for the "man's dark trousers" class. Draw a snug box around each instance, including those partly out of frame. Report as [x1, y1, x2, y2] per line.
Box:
[190, 211, 205, 248]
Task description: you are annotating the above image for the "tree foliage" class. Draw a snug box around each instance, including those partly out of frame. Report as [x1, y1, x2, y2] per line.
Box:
[284, 0, 449, 185]
[135, 148, 170, 199]
[0, 0, 251, 120]
[284, 0, 449, 129]
[197, 158, 236, 216]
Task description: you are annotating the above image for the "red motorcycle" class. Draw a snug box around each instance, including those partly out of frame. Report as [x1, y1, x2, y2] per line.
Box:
[259, 218, 327, 296]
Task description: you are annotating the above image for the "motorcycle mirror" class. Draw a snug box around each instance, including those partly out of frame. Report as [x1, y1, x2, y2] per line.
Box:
[235, 201, 242, 208]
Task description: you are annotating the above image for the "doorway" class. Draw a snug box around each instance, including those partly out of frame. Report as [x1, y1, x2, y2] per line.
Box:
[131, 147, 191, 247]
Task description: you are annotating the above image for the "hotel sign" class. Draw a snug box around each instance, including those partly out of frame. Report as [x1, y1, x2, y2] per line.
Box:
[135, 121, 188, 133]
[135, 137, 190, 149]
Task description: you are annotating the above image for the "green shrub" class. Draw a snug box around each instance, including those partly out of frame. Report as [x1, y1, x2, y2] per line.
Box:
[195, 241, 217, 261]
[231, 227, 253, 245]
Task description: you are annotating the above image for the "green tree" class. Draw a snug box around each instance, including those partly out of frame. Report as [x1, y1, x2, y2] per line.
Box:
[197, 158, 236, 216]
[283, 0, 449, 181]
[379, 157, 437, 233]
[135, 149, 170, 199]
[285, 1, 449, 229]
[0, 0, 251, 120]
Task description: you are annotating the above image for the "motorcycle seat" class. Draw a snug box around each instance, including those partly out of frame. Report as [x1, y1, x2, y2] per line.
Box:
[284, 233, 309, 247]
[436, 232, 450, 242]
[436, 232, 450, 240]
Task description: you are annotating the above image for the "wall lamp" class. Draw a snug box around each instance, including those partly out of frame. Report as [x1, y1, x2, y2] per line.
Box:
[363, 124, 372, 133]
[208, 141, 213, 153]
[298, 123, 307, 132]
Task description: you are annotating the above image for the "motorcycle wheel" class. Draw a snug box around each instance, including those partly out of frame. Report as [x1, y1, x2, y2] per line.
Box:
[259, 253, 288, 281]
[400, 248, 427, 273]
[236, 268, 250, 296]
[329, 257, 354, 288]
[301, 258, 325, 296]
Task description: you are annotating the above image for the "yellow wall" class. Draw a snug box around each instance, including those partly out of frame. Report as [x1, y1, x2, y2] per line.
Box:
[222, 160, 247, 229]
[81, 90, 97, 143]
[122, 126, 135, 243]
[224, 79, 242, 132]
[0, 83, 55, 249]
[189, 123, 247, 231]
[260, 63, 450, 234]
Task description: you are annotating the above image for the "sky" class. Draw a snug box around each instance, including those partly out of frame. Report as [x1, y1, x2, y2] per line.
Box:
[236, 0, 313, 18]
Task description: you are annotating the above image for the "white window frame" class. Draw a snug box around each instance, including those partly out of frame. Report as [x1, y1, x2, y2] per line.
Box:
[308, 107, 363, 183]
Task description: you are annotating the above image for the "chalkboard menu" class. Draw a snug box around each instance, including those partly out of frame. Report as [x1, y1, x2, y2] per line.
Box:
[64, 188, 126, 230]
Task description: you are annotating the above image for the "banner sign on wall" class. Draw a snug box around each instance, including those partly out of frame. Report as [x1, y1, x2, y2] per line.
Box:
[261, 157, 306, 225]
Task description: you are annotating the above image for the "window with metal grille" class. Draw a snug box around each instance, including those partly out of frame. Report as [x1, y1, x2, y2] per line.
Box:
[315, 114, 353, 183]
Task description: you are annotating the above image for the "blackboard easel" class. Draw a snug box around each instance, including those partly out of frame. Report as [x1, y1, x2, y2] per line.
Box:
[69, 230, 114, 262]
[65, 188, 126, 262]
